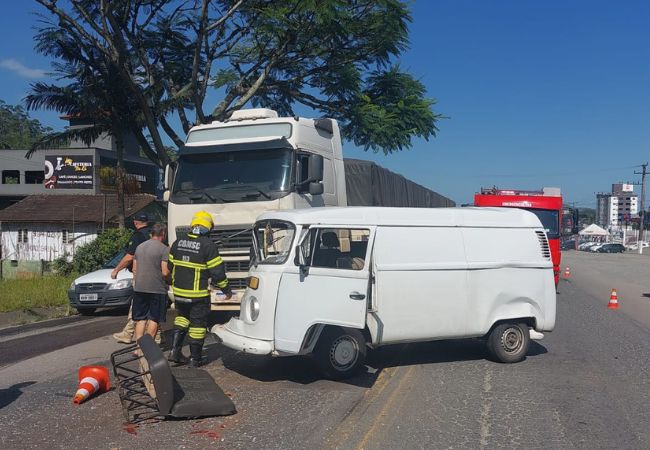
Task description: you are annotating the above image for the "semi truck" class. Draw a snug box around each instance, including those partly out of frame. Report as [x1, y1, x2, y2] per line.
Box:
[474, 187, 563, 285]
[163, 108, 454, 310]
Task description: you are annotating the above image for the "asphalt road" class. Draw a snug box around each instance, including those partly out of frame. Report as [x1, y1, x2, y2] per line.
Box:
[0, 251, 648, 449]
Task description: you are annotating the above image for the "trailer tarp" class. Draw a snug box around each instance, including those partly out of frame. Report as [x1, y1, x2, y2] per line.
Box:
[344, 159, 455, 208]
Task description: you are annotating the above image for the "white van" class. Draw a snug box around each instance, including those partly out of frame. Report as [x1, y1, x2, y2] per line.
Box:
[213, 207, 556, 379]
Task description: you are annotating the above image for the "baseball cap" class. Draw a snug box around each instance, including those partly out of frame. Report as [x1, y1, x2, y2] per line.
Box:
[134, 212, 149, 222]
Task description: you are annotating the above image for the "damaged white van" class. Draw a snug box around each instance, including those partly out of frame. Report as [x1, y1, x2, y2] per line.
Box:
[213, 207, 556, 379]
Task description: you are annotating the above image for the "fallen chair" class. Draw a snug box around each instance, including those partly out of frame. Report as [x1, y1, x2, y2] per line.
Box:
[110, 334, 236, 423]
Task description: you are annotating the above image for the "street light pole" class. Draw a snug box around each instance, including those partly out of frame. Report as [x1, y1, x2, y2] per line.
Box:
[634, 163, 648, 254]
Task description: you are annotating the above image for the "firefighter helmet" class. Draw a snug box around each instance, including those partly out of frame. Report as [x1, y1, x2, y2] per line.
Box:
[190, 210, 214, 230]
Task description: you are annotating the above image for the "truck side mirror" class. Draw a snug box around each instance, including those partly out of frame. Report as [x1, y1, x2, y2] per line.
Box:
[308, 182, 324, 195]
[295, 245, 309, 276]
[308, 154, 323, 183]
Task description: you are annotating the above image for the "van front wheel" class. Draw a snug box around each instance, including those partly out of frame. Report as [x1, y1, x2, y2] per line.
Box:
[486, 322, 529, 363]
[314, 326, 366, 380]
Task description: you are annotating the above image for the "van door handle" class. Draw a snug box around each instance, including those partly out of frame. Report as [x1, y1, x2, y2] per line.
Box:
[349, 291, 366, 300]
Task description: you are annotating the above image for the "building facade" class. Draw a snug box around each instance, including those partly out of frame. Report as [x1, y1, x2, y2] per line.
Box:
[596, 183, 638, 228]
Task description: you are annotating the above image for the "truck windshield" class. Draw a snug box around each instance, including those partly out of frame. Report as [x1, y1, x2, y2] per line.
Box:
[529, 209, 560, 239]
[171, 149, 293, 204]
[253, 220, 295, 264]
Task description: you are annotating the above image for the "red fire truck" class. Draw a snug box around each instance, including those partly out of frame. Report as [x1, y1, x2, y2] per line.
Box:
[474, 187, 563, 285]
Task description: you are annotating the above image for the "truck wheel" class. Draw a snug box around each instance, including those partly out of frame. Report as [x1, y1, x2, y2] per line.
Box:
[76, 308, 96, 316]
[486, 322, 529, 363]
[314, 326, 366, 380]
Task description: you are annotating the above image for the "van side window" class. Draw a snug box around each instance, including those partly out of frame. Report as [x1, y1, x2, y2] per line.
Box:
[310, 228, 369, 270]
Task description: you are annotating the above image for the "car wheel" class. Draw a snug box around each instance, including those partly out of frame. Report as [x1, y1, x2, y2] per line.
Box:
[77, 308, 97, 316]
[314, 326, 366, 380]
[486, 322, 530, 363]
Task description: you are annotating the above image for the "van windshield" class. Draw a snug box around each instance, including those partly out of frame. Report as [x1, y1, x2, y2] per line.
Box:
[253, 220, 295, 264]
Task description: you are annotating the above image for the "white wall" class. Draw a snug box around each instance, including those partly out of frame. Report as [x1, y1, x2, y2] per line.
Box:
[0, 222, 98, 261]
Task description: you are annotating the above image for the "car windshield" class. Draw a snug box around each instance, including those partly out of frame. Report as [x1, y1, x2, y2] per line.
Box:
[103, 250, 126, 269]
[253, 220, 296, 264]
[529, 209, 560, 239]
[171, 149, 293, 204]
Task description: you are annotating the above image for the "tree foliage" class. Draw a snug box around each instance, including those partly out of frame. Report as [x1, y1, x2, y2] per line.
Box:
[31, 0, 441, 163]
[72, 228, 132, 274]
[0, 100, 52, 149]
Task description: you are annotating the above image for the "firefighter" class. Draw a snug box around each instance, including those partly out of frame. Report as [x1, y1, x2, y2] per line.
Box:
[167, 211, 232, 367]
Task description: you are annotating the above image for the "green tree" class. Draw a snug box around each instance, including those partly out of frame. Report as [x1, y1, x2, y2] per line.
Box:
[0, 100, 52, 149]
[72, 228, 132, 274]
[32, 0, 441, 167]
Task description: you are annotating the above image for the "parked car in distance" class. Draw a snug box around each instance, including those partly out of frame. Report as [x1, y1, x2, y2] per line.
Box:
[561, 240, 576, 250]
[625, 241, 649, 251]
[597, 244, 626, 253]
[578, 242, 598, 251]
[67, 250, 133, 315]
[589, 243, 605, 252]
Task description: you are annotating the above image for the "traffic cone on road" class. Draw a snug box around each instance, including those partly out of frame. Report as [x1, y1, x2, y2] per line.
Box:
[607, 289, 619, 310]
[73, 365, 110, 404]
[564, 266, 571, 278]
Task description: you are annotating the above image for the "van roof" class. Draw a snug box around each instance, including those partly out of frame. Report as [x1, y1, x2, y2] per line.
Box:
[256, 207, 545, 229]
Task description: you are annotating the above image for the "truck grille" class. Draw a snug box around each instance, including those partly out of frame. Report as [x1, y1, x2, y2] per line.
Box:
[535, 231, 551, 260]
[210, 228, 253, 252]
[228, 278, 248, 290]
[225, 260, 250, 273]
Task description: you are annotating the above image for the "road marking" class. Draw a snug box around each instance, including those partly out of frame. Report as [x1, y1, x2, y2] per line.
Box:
[479, 369, 493, 447]
[354, 364, 416, 450]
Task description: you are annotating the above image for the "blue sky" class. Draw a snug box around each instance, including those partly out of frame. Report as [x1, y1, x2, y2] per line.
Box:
[1, 1, 649, 207]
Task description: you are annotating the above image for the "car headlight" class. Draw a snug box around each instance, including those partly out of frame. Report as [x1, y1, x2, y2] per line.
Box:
[249, 296, 260, 322]
[70, 281, 76, 289]
[109, 279, 133, 290]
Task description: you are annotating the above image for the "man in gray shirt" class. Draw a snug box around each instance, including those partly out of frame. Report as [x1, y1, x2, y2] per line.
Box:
[132, 223, 170, 343]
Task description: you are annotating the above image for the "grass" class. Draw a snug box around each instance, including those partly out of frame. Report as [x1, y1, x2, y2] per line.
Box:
[0, 275, 75, 313]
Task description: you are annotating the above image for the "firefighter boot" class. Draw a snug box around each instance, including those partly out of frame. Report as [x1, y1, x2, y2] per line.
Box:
[168, 329, 189, 365]
[188, 342, 206, 368]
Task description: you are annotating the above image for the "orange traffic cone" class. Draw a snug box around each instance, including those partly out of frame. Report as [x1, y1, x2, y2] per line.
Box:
[607, 289, 619, 310]
[73, 365, 110, 404]
[564, 266, 571, 278]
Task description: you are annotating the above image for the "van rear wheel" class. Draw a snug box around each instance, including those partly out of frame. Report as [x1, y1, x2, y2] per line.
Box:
[486, 322, 529, 363]
[314, 326, 366, 380]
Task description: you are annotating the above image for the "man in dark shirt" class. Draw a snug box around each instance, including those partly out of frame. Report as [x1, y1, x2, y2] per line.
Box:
[111, 213, 151, 279]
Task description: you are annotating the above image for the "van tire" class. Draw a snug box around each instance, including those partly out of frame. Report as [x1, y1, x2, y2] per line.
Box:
[314, 326, 366, 380]
[486, 322, 529, 363]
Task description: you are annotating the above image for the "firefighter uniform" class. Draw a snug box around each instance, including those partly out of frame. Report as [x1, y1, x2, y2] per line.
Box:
[167, 211, 231, 367]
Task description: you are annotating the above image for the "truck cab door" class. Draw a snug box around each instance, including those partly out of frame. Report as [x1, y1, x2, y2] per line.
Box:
[274, 226, 375, 354]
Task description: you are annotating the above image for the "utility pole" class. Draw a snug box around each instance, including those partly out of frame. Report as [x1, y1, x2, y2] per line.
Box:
[634, 163, 648, 254]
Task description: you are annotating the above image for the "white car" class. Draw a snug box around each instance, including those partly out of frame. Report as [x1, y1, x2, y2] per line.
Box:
[626, 241, 649, 251]
[67, 251, 133, 315]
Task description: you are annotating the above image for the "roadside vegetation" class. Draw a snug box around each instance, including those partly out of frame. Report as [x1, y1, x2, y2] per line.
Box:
[0, 275, 74, 313]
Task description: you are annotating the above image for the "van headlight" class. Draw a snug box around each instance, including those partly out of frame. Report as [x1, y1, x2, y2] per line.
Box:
[109, 279, 133, 290]
[248, 296, 260, 322]
[70, 281, 76, 289]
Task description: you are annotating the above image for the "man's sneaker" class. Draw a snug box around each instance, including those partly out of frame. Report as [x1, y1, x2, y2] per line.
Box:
[113, 331, 133, 344]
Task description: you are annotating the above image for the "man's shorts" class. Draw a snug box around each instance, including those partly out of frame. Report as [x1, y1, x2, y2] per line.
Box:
[132, 292, 167, 323]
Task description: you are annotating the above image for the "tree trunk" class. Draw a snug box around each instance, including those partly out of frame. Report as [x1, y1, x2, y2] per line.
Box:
[115, 131, 126, 229]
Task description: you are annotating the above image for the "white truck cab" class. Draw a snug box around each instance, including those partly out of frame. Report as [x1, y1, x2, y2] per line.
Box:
[213, 207, 556, 379]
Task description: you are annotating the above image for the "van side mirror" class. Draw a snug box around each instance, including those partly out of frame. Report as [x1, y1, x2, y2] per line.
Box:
[164, 163, 175, 190]
[308, 154, 323, 182]
[295, 245, 310, 276]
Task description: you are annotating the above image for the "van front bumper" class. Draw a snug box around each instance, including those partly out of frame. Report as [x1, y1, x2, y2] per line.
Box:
[212, 319, 273, 355]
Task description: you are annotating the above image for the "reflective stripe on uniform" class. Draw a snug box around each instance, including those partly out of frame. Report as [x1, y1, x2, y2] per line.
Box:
[172, 286, 209, 298]
[174, 316, 190, 328]
[215, 279, 228, 288]
[206, 255, 223, 268]
[188, 327, 206, 340]
[193, 268, 200, 291]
